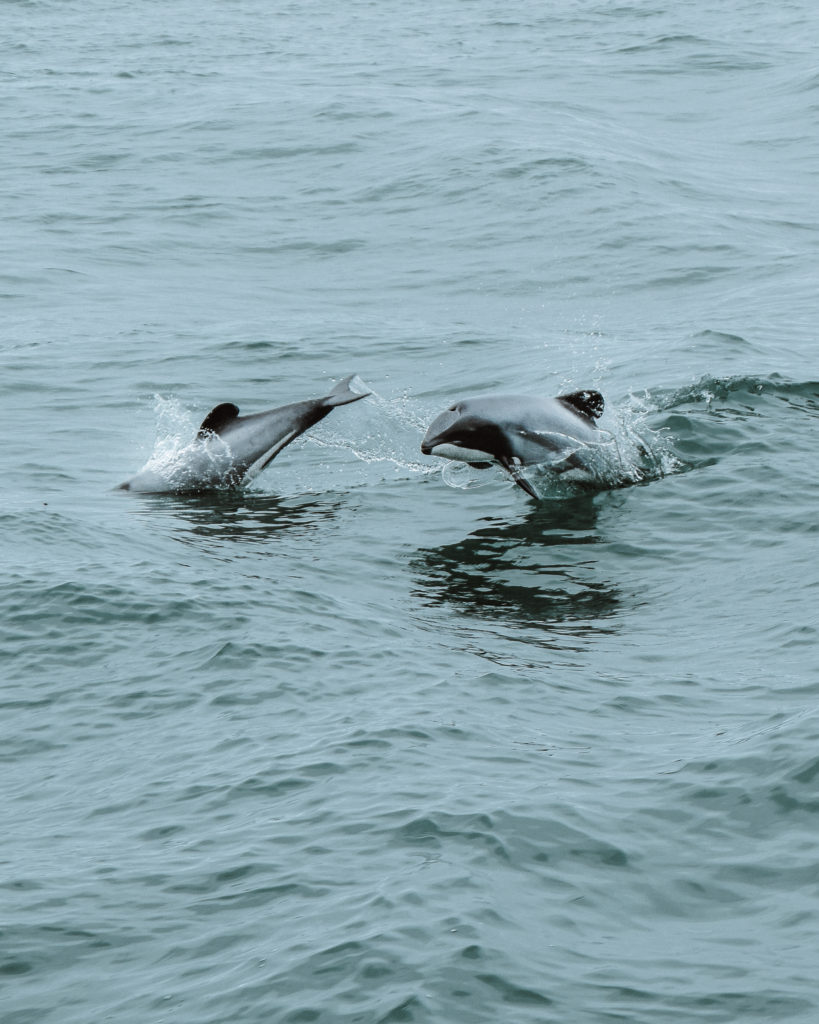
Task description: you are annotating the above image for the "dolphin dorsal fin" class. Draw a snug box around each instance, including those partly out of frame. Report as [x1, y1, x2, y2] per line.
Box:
[557, 389, 604, 421]
[197, 402, 240, 438]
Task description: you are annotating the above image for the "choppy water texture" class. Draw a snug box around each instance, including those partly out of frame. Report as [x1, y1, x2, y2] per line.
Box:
[3, 2, 818, 1021]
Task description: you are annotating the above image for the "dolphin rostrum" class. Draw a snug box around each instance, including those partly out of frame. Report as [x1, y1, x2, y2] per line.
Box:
[119, 375, 370, 493]
[420, 389, 605, 498]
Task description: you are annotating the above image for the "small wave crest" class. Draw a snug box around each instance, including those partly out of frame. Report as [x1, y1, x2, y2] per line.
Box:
[652, 373, 819, 414]
[645, 373, 819, 471]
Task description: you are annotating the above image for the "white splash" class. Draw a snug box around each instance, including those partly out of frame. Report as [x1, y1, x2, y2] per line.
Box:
[131, 396, 237, 492]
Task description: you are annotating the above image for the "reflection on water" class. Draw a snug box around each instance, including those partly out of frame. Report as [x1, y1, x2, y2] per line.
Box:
[127, 490, 342, 544]
[411, 498, 620, 639]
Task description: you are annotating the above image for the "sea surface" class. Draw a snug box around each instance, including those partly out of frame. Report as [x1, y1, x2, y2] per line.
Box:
[2, 2, 818, 1021]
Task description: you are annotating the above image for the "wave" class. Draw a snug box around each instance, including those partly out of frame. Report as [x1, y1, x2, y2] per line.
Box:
[650, 373, 819, 413]
[645, 373, 819, 472]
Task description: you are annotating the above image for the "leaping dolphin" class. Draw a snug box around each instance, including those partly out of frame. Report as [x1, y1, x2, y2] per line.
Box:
[119, 375, 370, 493]
[420, 389, 605, 498]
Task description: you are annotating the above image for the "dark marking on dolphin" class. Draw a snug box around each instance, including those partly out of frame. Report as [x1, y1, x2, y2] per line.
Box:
[119, 375, 370, 493]
[197, 403, 241, 438]
[420, 389, 605, 498]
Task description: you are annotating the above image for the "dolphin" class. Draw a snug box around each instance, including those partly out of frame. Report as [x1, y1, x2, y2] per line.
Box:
[119, 375, 370, 493]
[420, 389, 605, 498]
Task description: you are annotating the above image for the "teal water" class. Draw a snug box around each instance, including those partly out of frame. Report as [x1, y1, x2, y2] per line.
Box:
[3, 2, 818, 1021]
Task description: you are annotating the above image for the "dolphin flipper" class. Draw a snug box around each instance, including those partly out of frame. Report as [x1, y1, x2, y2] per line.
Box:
[497, 455, 539, 499]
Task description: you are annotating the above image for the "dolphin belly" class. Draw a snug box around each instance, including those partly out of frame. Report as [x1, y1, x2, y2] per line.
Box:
[423, 441, 496, 464]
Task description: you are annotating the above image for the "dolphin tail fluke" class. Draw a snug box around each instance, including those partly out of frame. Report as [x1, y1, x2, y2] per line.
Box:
[325, 375, 371, 408]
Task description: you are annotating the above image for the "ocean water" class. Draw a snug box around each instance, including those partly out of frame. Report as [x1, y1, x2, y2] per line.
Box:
[2, 2, 818, 1021]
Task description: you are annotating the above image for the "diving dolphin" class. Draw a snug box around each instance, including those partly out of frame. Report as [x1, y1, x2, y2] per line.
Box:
[119, 375, 370, 493]
[420, 389, 605, 498]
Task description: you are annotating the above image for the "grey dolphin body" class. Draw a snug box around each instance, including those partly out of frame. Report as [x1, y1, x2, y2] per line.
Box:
[420, 389, 605, 497]
[119, 375, 370, 493]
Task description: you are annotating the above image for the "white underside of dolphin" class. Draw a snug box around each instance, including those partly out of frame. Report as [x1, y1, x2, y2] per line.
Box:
[420, 389, 606, 498]
[119, 375, 370, 494]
